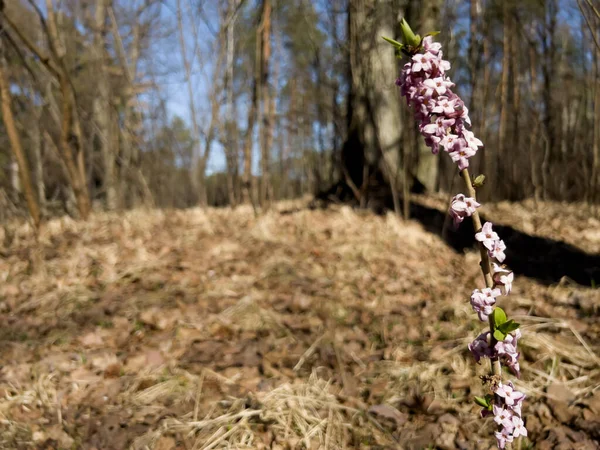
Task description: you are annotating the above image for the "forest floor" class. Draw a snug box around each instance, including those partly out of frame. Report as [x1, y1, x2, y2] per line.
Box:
[0, 199, 598, 450]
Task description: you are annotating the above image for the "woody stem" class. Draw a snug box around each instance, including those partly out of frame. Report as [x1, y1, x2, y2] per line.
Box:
[460, 168, 502, 378]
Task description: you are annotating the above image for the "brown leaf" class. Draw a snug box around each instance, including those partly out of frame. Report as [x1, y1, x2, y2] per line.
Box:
[154, 436, 176, 450]
[79, 331, 104, 348]
[368, 404, 407, 426]
[145, 350, 165, 368]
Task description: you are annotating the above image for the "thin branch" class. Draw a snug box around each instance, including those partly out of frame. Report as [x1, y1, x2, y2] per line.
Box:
[577, 0, 600, 52]
[1, 10, 60, 78]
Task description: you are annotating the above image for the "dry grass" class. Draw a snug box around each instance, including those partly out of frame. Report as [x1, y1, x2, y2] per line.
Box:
[0, 199, 598, 449]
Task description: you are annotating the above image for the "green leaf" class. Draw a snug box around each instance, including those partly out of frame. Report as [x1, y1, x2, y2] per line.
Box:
[400, 18, 420, 47]
[381, 36, 404, 50]
[424, 31, 441, 37]
[474, 396, 490, 408]
[492, 307, 507, 328]
[498, 320, 520, 334]
[494, 329, 507, 341]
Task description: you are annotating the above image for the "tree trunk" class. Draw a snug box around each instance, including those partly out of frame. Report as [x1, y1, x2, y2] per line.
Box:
[94, 0, 117, 210]
[541, 0, 559, 200]
[592, 32, 600, 207]
[0, 36, 41, 228]
[497, 0, 511, 198]
[341, 0, 403, 203]
[31, 121, 46, 215]
[259, 0, 273, 207]
[510, 5, 520, 200]
[177, 0, 201, 202]
[225, 0, 238, 207]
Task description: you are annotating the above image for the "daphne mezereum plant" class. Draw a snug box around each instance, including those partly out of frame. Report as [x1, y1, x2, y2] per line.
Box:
[384, 20, 526, 449]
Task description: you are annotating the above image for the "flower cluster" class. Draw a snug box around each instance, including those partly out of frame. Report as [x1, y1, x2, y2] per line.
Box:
[469, 329, 521, 378]
[492, 382, 528, 447]
[476, 221, 507, 263]
[449, 194, 480, 229]
[397, 36, 483, 169]
[470, 287, 500, 321]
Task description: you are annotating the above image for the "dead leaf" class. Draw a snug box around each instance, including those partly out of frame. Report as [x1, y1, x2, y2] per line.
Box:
[79, 331, 104, 348]
[154, 436, 176, 450]
[368, 404, 407, 427]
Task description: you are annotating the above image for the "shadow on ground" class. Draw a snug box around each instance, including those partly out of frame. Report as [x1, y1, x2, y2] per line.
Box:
[409, 202, 600, 286]
[313, 186, 600, 286]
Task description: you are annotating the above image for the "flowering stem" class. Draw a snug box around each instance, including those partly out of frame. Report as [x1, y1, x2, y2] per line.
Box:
[385, 26, 526, 447]
[460, 168, 502, 378]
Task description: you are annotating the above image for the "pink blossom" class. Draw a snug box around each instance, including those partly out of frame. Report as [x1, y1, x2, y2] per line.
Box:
[440, 133, 459, 151]
[509, 393, 525, 416]
[489, 239, 507, 263]
[449, 144, 477, 170]
[492, 263, 514, 294]
[493, 405, 514, 429]
[462, 129, 483, 151]
[463, 196, 480, 215]
[468, 332, 493, 363]
[449, 194, 480, 229]
[470, 288, 499, 321]
[432, 97, 457, 116]
[422, 77, 454, 96]
[511, 416, 528, 438]
[411, 52, 435, 73]
[504, 353, 521, 378]
[475, 222, 499, 251]
[482, 287, 501, 302]
[494, 382, 525, 407]
[438, 58, 451, 72]
[422, 36, 442, 55]
[494, 430, 514, 450]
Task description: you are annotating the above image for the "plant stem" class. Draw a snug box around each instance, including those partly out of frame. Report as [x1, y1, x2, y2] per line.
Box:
[460, 168, 502, 378]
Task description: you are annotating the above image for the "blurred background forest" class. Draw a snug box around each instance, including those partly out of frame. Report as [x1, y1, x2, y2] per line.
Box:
[0, 0, 599, 225]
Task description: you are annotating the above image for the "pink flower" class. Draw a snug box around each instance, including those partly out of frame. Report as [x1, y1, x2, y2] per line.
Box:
[470, 288, 499, 321]
[492, 263, 514, 294]
[511, 416, 528, 438]
[411, 52, 435, 72]
[440, 133, 459, 151]
[493, 405, 514, 429]
[449, 194, 480, 229]
[462, 129, 483, 151]
[475, 222, 499, 251]
[432, 97, 457, 115]
[422, 77, 454, 96]
[489, 239, 507, 263]
[494, 382, 525, 407]
[449, 144, 477, 170]
[468, 332, 493, 363]
[422, 36, 442, 55]
[463, 196, 480, 215]
[494, 430, 514, 450]
[509, 392, 525, 416]
[482, 287, 501, 302]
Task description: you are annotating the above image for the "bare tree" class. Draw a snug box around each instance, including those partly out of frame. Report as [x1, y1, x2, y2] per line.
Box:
[0, 13, 41, 228]
[4, 1, 91, 218]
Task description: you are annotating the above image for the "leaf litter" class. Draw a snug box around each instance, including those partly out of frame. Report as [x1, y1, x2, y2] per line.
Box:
[0, 200, 598, 449]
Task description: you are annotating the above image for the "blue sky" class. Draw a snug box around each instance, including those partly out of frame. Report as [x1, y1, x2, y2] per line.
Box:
[154, 0, 230, 174]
